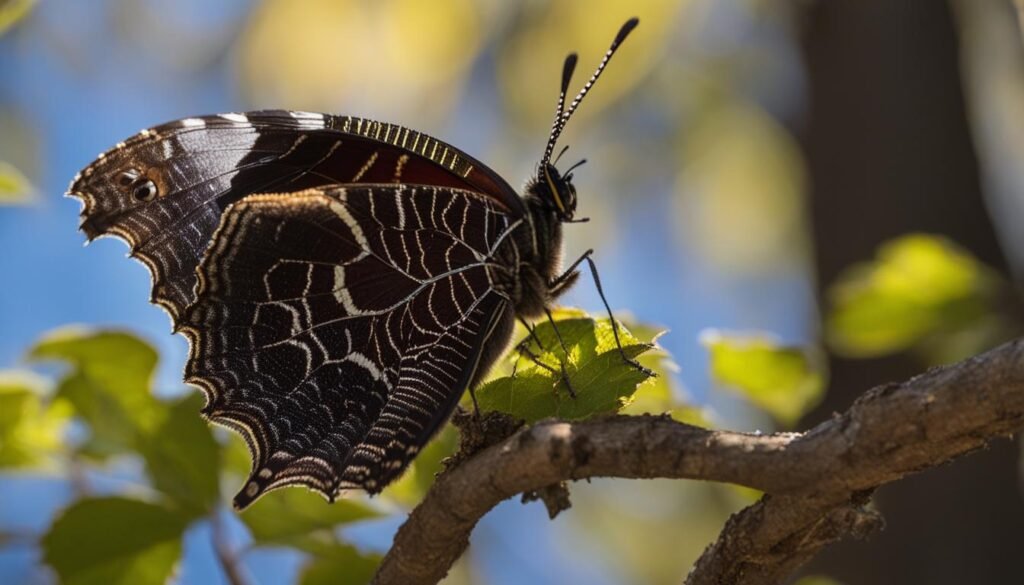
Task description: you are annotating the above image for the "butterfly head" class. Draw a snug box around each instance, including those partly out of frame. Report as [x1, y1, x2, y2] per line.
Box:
[535, 17, 638, 224]
[537, 162, 579, 221]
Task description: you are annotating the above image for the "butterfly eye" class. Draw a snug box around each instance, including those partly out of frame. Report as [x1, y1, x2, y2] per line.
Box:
[116, 169, 140, 187]
[133, 179, 158, 202]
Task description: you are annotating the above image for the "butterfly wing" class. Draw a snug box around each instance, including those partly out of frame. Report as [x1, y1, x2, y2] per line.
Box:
[180, 184, 516, 508]
[68, 110, 522, 322]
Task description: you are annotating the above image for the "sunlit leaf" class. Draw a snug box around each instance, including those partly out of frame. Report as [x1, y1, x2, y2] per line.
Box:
[609, 322, 714, 427]
[0, 0, 35, 37]
[618, 322, 683, 411]
[702, 330, 824, 427]
[0, 160, 34, 204]
[139, 393, 220, 518]
[298, 543, 382, 585]
[476, 310, 658, 423]
[0, 370, 69, 469]
[28, 328, 162, 458]
[42, 497, 188, 585]
[826, 234, 999, 358]
[240, 487, 381, 553]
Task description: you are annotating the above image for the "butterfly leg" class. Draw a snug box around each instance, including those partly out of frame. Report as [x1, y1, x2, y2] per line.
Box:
[581, 254, 656, 378]
[467, 385, 482, 419]
[519, 317, 548, 350]
[514, 317, 576, 397]
[509, 321, 538, 378]
[548, 248, 593, 297]
[543, 307, 578, 398]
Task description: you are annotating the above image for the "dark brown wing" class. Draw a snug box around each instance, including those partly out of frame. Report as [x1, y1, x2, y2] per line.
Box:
[180, 184, 516, 508]
[67, 110, 523, 323]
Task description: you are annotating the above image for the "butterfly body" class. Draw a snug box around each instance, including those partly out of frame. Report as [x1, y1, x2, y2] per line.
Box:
[69, 19, 638, 509]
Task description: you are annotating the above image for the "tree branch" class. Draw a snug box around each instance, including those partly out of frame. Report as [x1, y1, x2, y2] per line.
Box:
[373, 338, 1024, 585]
[211, 510, 253, 585]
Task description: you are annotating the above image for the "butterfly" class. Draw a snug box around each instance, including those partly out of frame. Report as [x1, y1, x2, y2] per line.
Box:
[68, 18, 642, 509]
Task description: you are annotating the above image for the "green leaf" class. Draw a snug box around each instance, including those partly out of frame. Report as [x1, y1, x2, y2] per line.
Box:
[298, 544, 382, 585]
[612, 322, 714, 428]
[475, 310, 658, 424]
[826, 234, 999, 358]
[0, 0, 36, 37]
[41, 497, 188, 585]
[139, 393, 220, 518]
[0, 160, 34, 203]
[0, 370, 69, 469]
[703, 330, 824, 427]
[240, 488, 381, 552]
[28, 328, 163, 458]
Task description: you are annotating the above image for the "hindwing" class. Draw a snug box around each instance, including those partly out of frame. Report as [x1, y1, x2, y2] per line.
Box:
[181, 185, 515, 507]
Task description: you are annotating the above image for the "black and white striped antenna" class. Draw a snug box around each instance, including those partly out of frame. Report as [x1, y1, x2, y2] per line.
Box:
[540, 17, 639, 168]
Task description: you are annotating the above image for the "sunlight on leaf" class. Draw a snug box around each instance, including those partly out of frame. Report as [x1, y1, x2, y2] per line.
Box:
[0, 370, 69, 469]
[702, 330, 824, 427]
[139, 393, 220, 518]
[476, 309, 658, 423]
[827, 234, 1000, 358]
[240, 487, 381, 554]
[618, 321, 711, 427]
[28, 328, 163, 458]
[298, 543, 382, 585]
[0, 160, 34, 204]
[42, 497, 188, 585]
[0, 0, 35, 37]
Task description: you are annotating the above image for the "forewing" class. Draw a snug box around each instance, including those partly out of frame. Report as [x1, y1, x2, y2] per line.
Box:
[180, 185, 515, 508]
[67, 110, 522, 323]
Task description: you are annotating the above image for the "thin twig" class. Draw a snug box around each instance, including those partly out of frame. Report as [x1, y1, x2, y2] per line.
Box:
[211, 509, 253, 585]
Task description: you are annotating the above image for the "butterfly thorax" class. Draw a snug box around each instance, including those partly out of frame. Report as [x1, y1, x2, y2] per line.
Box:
[495, 179, 572, 319]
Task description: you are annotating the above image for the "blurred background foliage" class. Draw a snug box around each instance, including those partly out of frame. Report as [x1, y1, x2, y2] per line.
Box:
[2, 0, 1024, 584]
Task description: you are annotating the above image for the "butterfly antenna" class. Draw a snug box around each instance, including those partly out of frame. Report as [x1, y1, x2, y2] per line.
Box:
[563, 158, 588, 176]
[541, 17, 639, 166]
[541, 54, 578, 166]
[552, 144, 571, 166]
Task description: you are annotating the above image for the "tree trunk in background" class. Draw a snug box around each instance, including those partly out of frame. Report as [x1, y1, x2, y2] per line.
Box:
[799, 0, 1024, 583]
